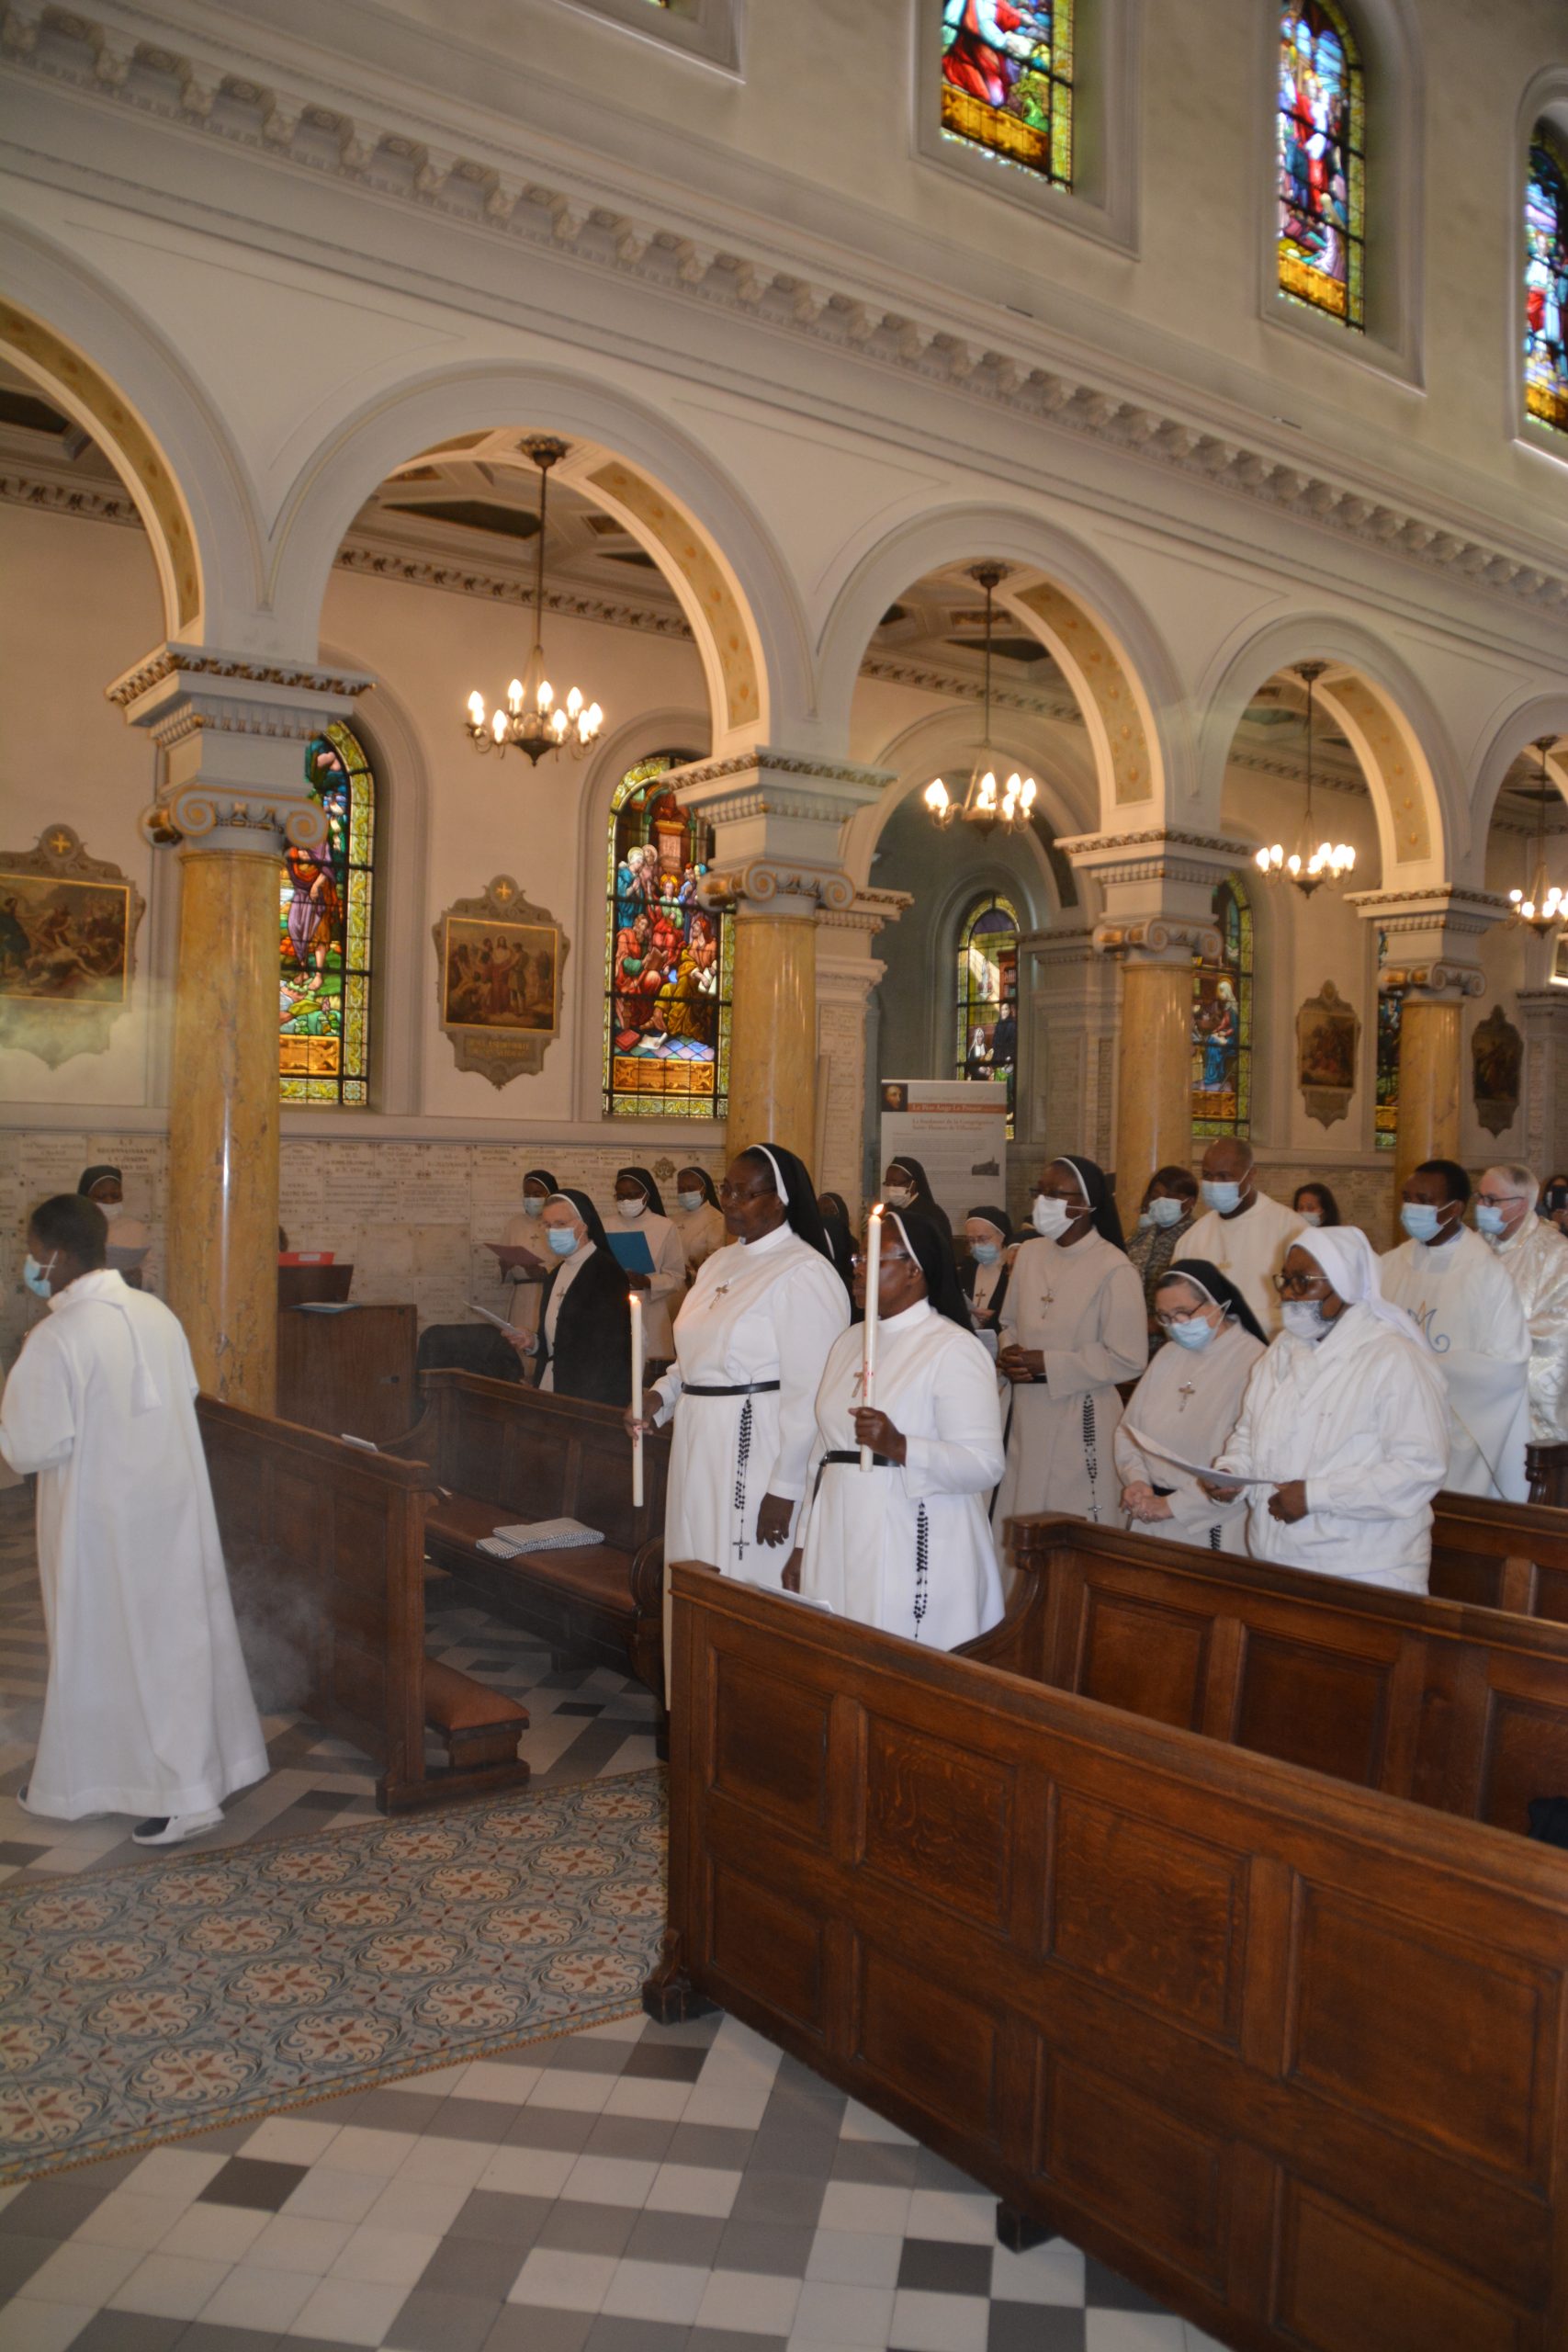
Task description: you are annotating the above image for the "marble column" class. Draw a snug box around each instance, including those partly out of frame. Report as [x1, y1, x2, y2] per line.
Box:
[671, 749, 891, 1175]
[815, 889, 908, 1212]
[109, 647, 371, 1406]
[1015, 927, 1118, 1217]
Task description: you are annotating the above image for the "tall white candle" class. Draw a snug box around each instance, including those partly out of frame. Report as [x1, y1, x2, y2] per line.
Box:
[860, 1204, 883, 1473]
[630, 1290, 645, 1508]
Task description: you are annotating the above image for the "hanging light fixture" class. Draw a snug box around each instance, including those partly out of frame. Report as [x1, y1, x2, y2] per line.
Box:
[1507, 736, 1566, 931]
[1254, 661, 1356, 896]
[923, 563, 1039, 836]
[463, 435, 604, 763]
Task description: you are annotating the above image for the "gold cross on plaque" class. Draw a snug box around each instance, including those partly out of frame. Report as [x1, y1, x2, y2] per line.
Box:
[47, 831, 73, 856]
[492, 880, 514, 903]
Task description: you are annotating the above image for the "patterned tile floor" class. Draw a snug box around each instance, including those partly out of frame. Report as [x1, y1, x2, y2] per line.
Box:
[0, 1489, 1216, 2352]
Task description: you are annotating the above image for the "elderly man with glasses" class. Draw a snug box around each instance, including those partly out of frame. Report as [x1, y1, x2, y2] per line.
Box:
[1475, 1162, 1568, 1446]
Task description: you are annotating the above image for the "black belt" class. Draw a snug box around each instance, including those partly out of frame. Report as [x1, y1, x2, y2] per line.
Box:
[823, 1448, 894, 1468]
[683, 1380, 781, 1397]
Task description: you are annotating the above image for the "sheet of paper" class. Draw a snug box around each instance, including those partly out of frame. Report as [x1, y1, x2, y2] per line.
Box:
[1119, 1426, 1276, 1490]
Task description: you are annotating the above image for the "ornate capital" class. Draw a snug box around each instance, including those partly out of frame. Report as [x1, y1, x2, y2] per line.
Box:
[1058, 828, 1252, 890]
[698, 859, 858, 918]
[1353, 885, 1504, 1001]
[814, 885, 912, 938]
[1347, 885, 1506, 935]
[1093, 915, 1221, 966]
[1379, 960, 1486, 1001]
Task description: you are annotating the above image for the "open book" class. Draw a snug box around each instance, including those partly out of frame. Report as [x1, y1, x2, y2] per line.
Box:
[478, 1517, 605, 1559]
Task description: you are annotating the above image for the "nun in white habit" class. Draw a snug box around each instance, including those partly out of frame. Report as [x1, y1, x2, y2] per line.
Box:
[790, 1210, 1005, 1648]
[1114, 1259, 1266, 1554]
[631, 1144, 849, 1590]
[1206, 1226, 1450, 1593]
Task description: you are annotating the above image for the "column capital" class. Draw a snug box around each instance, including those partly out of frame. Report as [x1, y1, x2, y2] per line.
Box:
[1056, 826, 1252, 889]
[1348, 884, 1504, 999]
[668, 746, 893, 826]
[107, 642, 374, 853]
[669, 746, 892, 912]
[1058, 827, 1246, 965]
[697, 857, 857, 922]
[815, 885, 911, 944]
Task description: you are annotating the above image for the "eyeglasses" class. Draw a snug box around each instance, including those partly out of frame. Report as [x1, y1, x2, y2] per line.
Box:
[1475, 1193, 1527, 1210]
[1272, 1270, 1331, 1297]
[1154, 1308, 1213, 1329]
[850, 1251, 915, 1270]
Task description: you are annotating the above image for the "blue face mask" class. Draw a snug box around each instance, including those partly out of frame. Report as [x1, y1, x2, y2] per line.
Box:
[546, 1227, 579, 1258]
[1401, 1202, 1445, 1244]
[521, 1193, 547, 1218]
[1148, 1196, 1186, 1228]
[677, 1191, 704, 1213]
[23, 1253, 55, 1299]
[1201, 1179, 1243, 1216]
[1167, 1314, 1217, 1351]
[1474, 1204, 1508, 1239]
[969, 1240, 1001, 1265]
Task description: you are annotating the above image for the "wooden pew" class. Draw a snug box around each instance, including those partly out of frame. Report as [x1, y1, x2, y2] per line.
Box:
[198, 1396, 528, 1813]
[387, 1372, 670, 1693]
[1527, 1435, 1568, 1508]
[1430, 1488, 1568, 1623]
[971, 1513, 1568, 1832]
[650, 1561, 1568, 2352]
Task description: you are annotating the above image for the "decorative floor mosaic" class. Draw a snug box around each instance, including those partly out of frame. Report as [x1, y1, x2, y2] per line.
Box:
[0, 1773, 665, 2184]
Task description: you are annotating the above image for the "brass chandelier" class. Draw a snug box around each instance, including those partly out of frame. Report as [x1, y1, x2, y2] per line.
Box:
[1507, 736, 1566, 932]
[463, 436, 604, 763]
[1254, 662, 1356, 896]
[923, 564, 1039, 836]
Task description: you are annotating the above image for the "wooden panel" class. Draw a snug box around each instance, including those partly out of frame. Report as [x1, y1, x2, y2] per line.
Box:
[1232, 1631, 1393, 1786]
[1039, 2052, 1230, 2294]
[276, 1304, 417, 1445]
[712, 1652, 830, 1837]
[1535, 1563, 1568, 1626]
[707, 1862, 825, 2036]
[1482, 1690, 1568, 1837]
[1075, 1589, 1211, 1730]
[1290, 1889, 1548, 2177]
[857, 1940, 998, 2142]
[863, 1716, 1014, 1928]
[1050, 1794, 1245, 2041]
[1275, 2178, 1524, 2352]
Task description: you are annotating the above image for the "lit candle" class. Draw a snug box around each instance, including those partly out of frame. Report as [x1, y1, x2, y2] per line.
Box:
[861, 1204, 883, 1473]
[630, 1289, 644, 1509]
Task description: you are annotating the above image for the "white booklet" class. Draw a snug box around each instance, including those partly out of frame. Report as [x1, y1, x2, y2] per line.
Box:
[1119, 1425, 1276, 1490]
[479, 1517, 605, 1558]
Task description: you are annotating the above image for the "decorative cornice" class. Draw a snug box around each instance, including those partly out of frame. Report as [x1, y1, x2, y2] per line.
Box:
[816, 885, 912, 936]
[4, 6, 1567, 616]
[1348, 885, 1506, 929]
[0, 467, 144, 526]
[671, 751, 893, 794]
[1058, 827, 1253, 860]
[334, 540, 694, 638]
[857, 651, 1079, 724]
[106, 644, 373, 707]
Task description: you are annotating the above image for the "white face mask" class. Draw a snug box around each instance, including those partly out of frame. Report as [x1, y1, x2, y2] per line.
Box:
[1032, 1194, 1079, 1239]
[676, 1190, 704, 1213]
[1296, 1208, 1323, 1227]
[98, 1200, 126, 1224]
[617, 1197, 648, 1220]
[1148, 1196, 1186, 1228]
[883, 1183, 914, 1210]
[1201, 1178, 1246, 1216]
[521, 1193, 547, 1218]
[1281, 1298, 1331, 1342]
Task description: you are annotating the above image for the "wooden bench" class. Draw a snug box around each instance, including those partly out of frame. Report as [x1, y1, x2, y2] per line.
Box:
[1527, 1435, 1568, 1508]
[198, 1396, 529, 1812]
[386, 1372, 670, 1694]
[650, 1559, 1568, 2352]
[1430, 1487, 1568, 1623]
[966, 1513, 1568, 1834]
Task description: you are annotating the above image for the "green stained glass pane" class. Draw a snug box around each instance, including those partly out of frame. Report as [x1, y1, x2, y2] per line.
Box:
[1277, 1, 1365, 333]
[604, 749, 728, 1122]
[954, 893, 1020, 1139]
[280, 722, 376, 1104]
[941, 0, 1073, 193]
[1526, 136, 1568, 435]
[1191, 877, 1253, 1140]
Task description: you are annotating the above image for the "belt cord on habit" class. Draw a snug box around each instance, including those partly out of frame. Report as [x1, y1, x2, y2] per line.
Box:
[732, 1397, 752, 1566]
[914, 1502, 930, 1639]
[1082, 1394, 1100, 1521]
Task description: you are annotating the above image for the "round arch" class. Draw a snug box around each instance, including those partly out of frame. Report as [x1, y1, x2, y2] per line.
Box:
[262, 364, 813, 757]
[0, 218, 263, 643]
[1471, 696, 1568, 865]
[815, 504, 1190, 830]
[1195, 613, 1461, 888]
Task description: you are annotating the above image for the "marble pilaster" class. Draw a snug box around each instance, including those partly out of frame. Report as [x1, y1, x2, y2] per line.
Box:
[108, 645, 372, 1405]
[815, 888, 908, 1213]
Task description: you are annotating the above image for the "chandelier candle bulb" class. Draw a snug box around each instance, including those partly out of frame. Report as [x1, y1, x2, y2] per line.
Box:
[861, 1204, 883, 1473]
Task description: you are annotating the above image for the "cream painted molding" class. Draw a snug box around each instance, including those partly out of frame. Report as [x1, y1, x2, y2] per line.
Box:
[3, 6, 1567, 616]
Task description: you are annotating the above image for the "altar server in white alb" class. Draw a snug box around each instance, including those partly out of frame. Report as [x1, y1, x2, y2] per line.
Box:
[994, 1155, 1147, 1534]
[1174, 1137, 1303, 1339]
[1475, 1162, 1568, 1444]
[791, 1210, 1005, 1648]
[1380, 1159, 1532, 1500]
[1205, 1228, 1450, 1593]
[0, 1194, 267, 1845]
[630, 1144, 849, 1589]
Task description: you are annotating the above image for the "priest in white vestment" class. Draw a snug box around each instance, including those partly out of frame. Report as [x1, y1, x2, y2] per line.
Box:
[994, 1156, 1147, 1538]
[634, 1144, 848, 1591]
[0, 1194, 267, 1843]
[1476, 1163, 1568, 1444]
[1114, 1261, 1266, 1554]
[1207, 1227, 1450, 1592]
[1380, 1159, 1531, 1501]
[792, 1211, 1004, 1648]
[1173, 1137, 1303, 1337]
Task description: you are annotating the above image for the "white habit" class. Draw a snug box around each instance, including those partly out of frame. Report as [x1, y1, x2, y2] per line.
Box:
[993, 1232, 1147, 1535]
[799, 1300, 1005, 1648]
[1489, 1216, 1568, 1444]
[0, 1272, 267, 1820]
[654, 1222, 849, 1589]
[1174, 1193, 1303, 1337]
[1380, 1227, 1531, 1499]
[1213, 1302, 1450, 1591]
[1112, 1317, 1263, 1553]
[670, 1201, 728, 1276]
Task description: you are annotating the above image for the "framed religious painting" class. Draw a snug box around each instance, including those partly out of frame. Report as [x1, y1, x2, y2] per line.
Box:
[0, 824, 145, 1067]
[1472, 1004, 1523, 1137]
[433, 876, 570, 1089]
[1296, 978, 1360, 1128]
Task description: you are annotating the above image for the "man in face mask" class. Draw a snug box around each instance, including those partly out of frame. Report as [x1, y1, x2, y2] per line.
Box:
[1380, 1159, 1531, 1500]
[1476, 1162, 1568, 1445]
[1172, 1138, 1303, 1340]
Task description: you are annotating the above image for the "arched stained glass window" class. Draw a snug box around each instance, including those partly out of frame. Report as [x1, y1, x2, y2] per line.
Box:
[955, 893, 1020, 1137]
[1526, 131, 1568, 435]
[1376, 932, 1401, 1150]
[941, 2, 1073, 189]
[604, 750, 731, 1120]
[1277, 2, 1365, 330]
[1191, 879, 1253, 1139]
[278, 724, 375, 1105]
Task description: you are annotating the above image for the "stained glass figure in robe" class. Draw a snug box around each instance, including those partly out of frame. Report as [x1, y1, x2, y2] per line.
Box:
[1277, 2, 1365, 329]
[1526, 135, 1568, 435]
[954, 894, 1020, 1137]
[1191, 880, 1253, 1139]
[278, 725, 375, 1105]
[604, 751, 732, 1119]
[941, 0, 1073, 189]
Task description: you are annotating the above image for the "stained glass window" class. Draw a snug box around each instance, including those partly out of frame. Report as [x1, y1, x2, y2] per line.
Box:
[1526, 132, 1568, 435]
[941, 1, 1073, 190]
[955, 893, 1020, 1138]
[1375, 933, 1400, 1151]
[604, 750, 731, 1120]
[1277, 2, 1365, 330]
[1191, 879, 1252, 1139]
[278, 724, 375, 1105]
